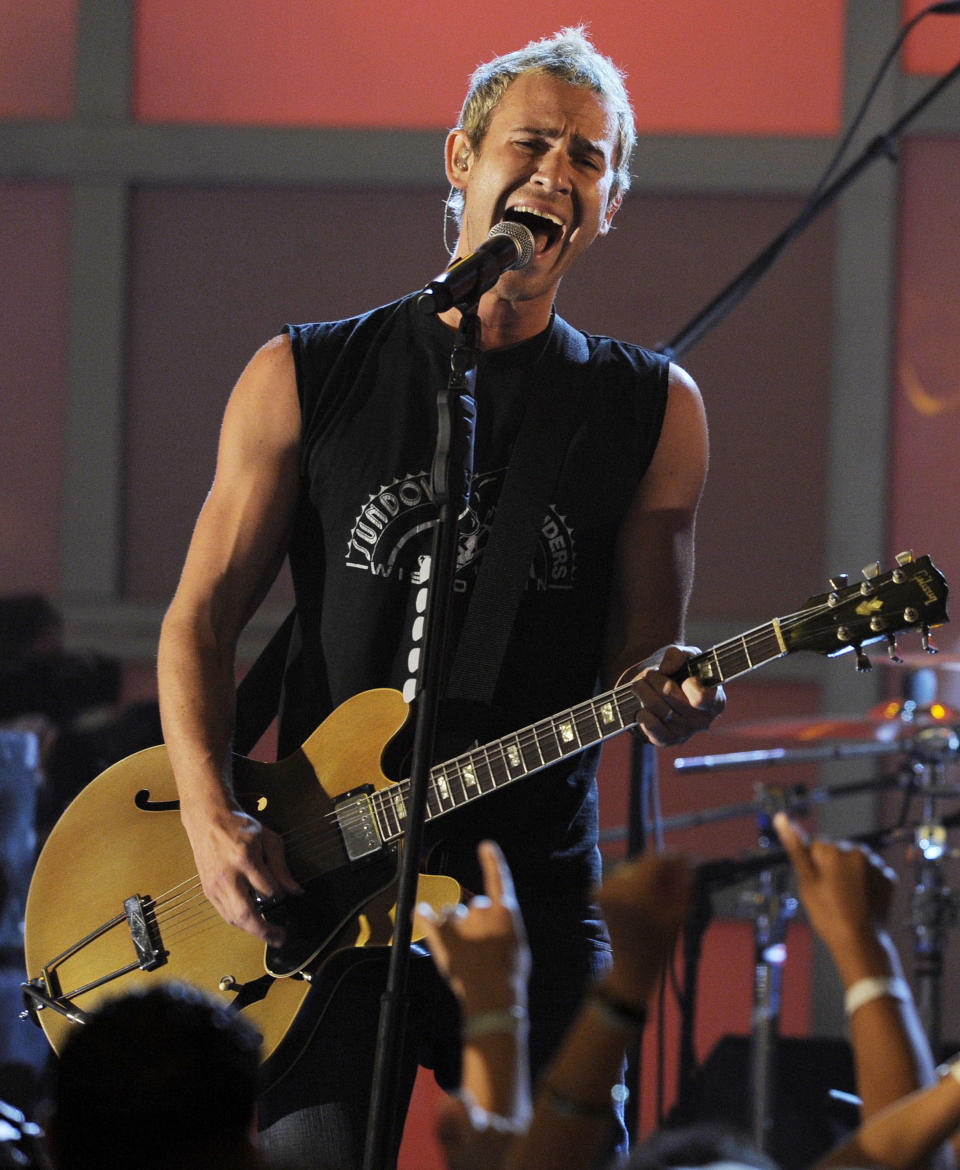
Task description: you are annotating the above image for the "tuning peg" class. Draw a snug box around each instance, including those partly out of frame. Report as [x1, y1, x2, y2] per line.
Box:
[855, 646, 872, 672]
[886, 635, 903, 663]
[829, 573, 848, 590]
[921, 625, 938, 654]
[862, 561, 881, 581]
[895, 549, 915, 565]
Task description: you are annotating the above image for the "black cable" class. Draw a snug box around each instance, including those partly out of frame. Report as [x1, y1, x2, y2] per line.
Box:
[804, 3, 960, 207]
[657, 1, 960, 361]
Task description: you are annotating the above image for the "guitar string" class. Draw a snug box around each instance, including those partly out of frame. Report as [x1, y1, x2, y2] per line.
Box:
[64, 594, 922, 994]
[254, 597, 841, 853]
[151, 593, 873, 929]
[251, 606, 800, 852]
[148, 665, 644, 932]
[137, 597, 898, 952]
[141, 600, 839, 936]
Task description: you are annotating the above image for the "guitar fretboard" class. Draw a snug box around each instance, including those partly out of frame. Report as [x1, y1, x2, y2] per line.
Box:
[689, 618, 787, 687]
[368, 616, 789, 842]
[371, 684, 639, 842]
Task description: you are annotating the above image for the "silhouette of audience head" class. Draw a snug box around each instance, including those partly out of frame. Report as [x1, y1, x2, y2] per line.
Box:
[625, 1122, 781, 1170]
[0, 594, 62, 662]
[45, 981, 262, 1170]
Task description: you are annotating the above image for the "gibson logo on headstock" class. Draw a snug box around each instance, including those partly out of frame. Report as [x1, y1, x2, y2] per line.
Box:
[914, 569, 940, 607]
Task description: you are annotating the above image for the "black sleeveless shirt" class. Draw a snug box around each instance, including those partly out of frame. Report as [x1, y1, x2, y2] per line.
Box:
[281, 295, 668, 911]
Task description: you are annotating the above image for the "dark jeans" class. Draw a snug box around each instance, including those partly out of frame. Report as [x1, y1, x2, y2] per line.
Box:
[257, 924, 619, 1170]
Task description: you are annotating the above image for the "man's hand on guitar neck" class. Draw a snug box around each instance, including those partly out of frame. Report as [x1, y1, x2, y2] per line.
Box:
[181, 798, 302, 948]
[618, 643, 726, 747]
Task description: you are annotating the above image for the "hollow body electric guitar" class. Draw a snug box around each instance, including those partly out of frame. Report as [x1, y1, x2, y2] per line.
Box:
[23, 552, 948, 1085]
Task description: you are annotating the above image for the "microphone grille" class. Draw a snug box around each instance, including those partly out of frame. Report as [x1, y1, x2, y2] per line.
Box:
[488, 220, 535, 270]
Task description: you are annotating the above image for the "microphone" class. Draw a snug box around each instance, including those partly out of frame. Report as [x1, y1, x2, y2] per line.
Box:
[417, 221, 535, 315]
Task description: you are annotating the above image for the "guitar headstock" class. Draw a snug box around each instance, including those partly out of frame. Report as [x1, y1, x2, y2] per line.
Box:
[784, 551, 949, 669]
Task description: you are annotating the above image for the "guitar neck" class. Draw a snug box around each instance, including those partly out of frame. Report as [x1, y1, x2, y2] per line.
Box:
[674, 617, 789, 688]
[368, 617, 791, 842]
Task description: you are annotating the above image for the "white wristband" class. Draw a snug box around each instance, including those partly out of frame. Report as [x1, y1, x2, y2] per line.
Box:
[461, 1005, 528, 1042]
[844, 975, 911, 1016]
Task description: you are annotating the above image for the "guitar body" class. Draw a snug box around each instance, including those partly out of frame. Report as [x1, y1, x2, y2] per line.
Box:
[23, 552, 949, 1083]
[24, 688, 460, 1084]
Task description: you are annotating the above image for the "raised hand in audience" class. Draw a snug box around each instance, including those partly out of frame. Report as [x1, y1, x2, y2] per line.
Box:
[774, 810, 939, 1121]
[414, 839, 532, 1170]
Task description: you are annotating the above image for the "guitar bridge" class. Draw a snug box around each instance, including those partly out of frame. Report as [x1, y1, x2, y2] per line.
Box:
[123, 894, 165, 971]
[334, 787, 383, 862]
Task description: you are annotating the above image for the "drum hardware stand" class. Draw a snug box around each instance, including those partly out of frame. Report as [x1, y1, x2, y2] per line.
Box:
[906, 726, 960, 1057]
[665, 770, 910, 1142]
[738, 789, 799, 1155]
[669, 787, 802, 1148]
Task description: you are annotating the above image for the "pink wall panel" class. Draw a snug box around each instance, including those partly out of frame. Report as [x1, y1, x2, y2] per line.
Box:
[0, 0, 76, 119]
[903, 0, 960, 75]
[889, 138, 960, 664]
[122, 184, 454, 603]
[133, 0, 845, 136]
[0, 183, 71, 594]
[889, 141, 960, 1055]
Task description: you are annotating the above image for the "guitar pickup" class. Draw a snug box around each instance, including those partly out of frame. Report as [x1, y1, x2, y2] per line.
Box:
[124, 895, 165, 971]
[334, 788, 383, 862]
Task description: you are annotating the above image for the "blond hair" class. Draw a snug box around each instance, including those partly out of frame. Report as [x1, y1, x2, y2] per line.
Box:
[448, 27, 635, 224]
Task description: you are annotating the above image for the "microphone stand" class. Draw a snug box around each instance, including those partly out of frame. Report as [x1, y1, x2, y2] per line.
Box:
[362, 303, 479, 1170]
[657, 54, 960, 362]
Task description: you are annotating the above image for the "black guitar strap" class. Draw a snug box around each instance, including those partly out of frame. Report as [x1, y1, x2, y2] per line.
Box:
[234, 608, 298, 755]
[444, 314, 589, 708]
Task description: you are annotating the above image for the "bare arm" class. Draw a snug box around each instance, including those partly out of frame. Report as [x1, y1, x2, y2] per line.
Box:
[813, 1070, 960, 1170]
[604, 363, 724, 745]
[157, 334, 303, 945]
[506, 854, 692, 1170]
[774, 813, 939, 1117]
[414, 841, 532, 1170]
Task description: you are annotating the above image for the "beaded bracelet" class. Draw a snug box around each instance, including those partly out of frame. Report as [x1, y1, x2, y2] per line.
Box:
[461, 1004, 528, 1042]
[843, 975, 911, 1017]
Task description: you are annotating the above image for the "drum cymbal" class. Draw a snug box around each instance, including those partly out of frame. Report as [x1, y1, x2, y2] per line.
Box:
[723, 702, 958, 743]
